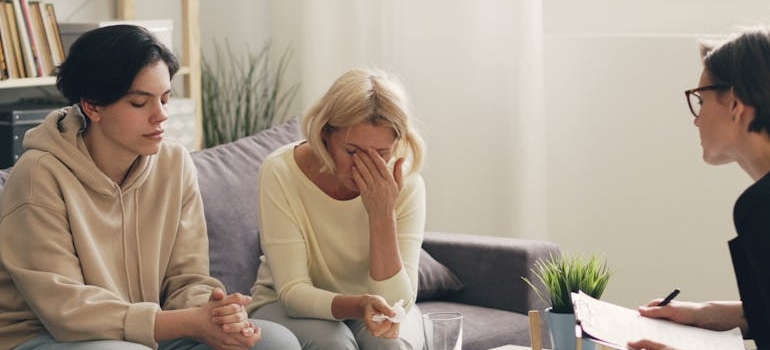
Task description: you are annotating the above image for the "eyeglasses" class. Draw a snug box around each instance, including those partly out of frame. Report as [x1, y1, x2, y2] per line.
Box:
[684, 84, 731, 118]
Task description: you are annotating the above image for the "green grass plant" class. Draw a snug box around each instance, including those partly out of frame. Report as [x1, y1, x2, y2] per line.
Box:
[201, 40, 299, 148]
[523, 254, 612, 313]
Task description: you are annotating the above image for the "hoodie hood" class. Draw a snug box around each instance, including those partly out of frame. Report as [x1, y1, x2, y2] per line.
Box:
[22, 105, 153, 197]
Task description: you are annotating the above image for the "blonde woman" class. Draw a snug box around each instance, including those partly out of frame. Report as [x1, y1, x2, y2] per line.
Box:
[249, 68, 426, 350]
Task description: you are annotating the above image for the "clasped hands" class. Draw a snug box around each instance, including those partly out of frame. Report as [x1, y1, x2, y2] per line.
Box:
[203, 288, 260, 350]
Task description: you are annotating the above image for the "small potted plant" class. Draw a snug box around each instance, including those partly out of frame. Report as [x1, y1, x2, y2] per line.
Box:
[523, 253, 612, 350]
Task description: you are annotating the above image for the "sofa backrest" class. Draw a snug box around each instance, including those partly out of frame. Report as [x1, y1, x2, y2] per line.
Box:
[0, 119, 464, 302]
[192, 118, 302, 294]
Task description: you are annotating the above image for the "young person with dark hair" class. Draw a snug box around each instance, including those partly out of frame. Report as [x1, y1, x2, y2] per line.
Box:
[0, 24, 300, 350]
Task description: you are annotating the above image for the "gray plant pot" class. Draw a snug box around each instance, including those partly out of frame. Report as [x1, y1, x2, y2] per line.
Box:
[545, 308, 595, 350]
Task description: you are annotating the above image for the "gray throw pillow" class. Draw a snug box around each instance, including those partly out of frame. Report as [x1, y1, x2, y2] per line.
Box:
[417, 248, 464, 301]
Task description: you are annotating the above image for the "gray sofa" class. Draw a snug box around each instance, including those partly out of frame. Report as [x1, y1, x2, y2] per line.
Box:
[192, 118, 560, 350]
[0, 118, 560, 350]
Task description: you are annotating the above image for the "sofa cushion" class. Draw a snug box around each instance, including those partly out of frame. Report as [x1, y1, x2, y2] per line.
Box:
[418, 249, 464, 301]
[192, 118, 302, 295]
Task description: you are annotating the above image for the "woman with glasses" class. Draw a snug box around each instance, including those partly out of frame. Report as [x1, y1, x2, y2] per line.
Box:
[629, 27, 770, 350]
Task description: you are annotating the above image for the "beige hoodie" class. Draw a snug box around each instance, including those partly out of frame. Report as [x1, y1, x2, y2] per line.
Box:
[0, 106, 223, 349]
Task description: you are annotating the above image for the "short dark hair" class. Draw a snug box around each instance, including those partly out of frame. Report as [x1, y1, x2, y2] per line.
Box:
[702, 28, 770, 134]
[55, 24, 180, 106]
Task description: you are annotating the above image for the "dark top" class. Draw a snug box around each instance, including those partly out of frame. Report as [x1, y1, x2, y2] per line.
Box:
[730, 170, 770, 349]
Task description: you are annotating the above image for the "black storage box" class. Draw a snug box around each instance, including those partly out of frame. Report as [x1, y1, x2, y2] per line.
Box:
[0, 102, 65, 168]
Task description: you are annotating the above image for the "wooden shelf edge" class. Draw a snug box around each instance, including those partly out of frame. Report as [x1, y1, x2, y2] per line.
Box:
[0, 66, 189, 90]
[0, 76, 57, 89]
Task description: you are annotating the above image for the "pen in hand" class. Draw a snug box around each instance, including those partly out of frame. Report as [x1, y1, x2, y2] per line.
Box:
[658, 288, 680, 306]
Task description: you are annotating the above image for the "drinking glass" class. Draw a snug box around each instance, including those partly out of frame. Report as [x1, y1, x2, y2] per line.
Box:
[423, 312, 463, 350]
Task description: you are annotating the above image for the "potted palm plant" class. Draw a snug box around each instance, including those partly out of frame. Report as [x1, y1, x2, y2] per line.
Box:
[523, 253, 612, 350]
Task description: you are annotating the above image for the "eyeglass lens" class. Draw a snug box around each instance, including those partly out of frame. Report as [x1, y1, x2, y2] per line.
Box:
[687, 92, 702, 117]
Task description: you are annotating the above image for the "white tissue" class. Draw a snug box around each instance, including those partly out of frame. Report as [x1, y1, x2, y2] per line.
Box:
[372, 299, 406, 323]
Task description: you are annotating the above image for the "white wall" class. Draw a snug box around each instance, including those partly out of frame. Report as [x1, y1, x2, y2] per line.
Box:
[399, 1, 547, 239]
[544, 34, 747, 307]
[270, 0, 549, 241]
[544, 0, 770, 307]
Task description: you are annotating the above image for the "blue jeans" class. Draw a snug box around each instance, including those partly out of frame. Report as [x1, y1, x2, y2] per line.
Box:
[14, 319, 301, 350]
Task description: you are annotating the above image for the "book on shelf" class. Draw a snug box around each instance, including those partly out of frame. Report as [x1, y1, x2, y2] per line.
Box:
[44, 2, 63, 64]
[39, 1, 60, 68]
[0, 3, 19, 79]
[0, 26, 6, 80]
[3, 2, 24, 78]
[17, 0, 44, 77]
[9, 0, 36, 78]
[28, 1, 52, 76]
[0, 1, 62, 80]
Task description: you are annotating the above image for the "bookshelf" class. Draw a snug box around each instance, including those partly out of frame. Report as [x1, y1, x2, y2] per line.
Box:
[0, 0, 203, 149]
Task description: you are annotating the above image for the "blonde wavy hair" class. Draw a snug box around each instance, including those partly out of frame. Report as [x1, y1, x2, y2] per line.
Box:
[302, 68, 425, 175]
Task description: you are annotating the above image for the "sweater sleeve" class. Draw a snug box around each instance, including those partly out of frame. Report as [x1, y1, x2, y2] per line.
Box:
[160, 150, 224, 310]
[368, 174, 426, 311]
[0, 168, 160, 348]
[258, 156, 338, 319]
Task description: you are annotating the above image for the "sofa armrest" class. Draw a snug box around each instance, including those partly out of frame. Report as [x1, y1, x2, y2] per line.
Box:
[421, 231, 560, 314]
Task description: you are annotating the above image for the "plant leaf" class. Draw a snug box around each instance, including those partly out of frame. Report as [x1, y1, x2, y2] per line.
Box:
[521, 253, 612, 313]
[201, 39, 299, 147]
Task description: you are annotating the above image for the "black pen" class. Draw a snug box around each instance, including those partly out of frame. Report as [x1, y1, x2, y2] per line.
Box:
[658, 288, 680, 306]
